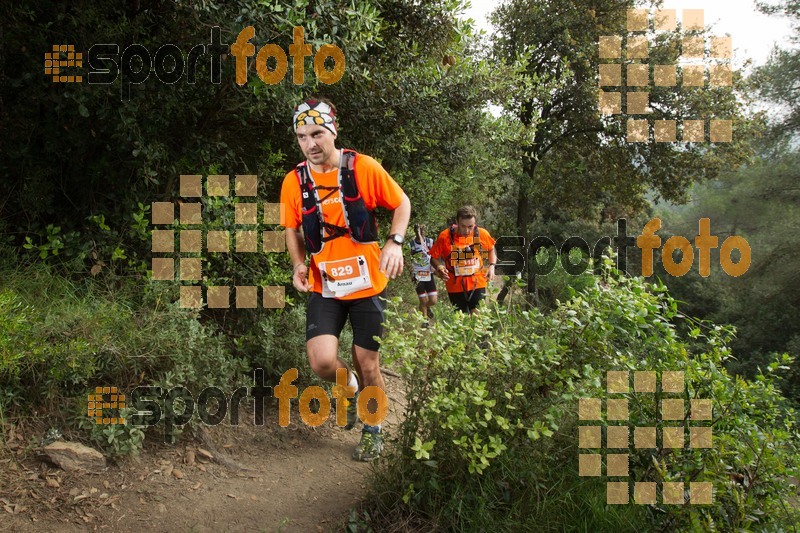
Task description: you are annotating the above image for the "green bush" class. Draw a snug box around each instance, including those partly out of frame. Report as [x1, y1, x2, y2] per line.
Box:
[0, 265, 252, 453]
[375, 260, 800, 531]
[236, 299, 312, 380]
[76, 407, 146, 458]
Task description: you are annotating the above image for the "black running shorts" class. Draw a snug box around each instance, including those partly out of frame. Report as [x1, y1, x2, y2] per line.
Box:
[447, 288, 486, 313]
[306, 290, 387, 352]
[414, 279, 438, 297]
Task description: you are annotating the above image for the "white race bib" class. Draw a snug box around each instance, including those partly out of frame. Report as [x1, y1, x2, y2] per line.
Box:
[415, 270, 432, 282]
[319, 256, 372, 298]
[453, 259, 480, 277]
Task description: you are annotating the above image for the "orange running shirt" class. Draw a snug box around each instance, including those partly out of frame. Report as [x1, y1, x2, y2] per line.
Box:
[280, 151, 404, 300]
[429, 227, 496, 294]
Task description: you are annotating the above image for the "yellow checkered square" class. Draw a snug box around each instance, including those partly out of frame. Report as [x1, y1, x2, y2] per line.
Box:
[607, 371, 628, 393]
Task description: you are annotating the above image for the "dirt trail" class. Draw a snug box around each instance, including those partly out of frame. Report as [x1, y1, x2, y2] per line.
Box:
[0, 375, 405, 532]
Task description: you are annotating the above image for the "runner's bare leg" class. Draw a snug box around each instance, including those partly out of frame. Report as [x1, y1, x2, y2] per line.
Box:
[352, 344, 384, 390]
[307, 335, 349, 381]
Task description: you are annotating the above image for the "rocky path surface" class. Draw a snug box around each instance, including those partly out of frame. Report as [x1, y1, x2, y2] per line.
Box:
[0, 374, 406, 532]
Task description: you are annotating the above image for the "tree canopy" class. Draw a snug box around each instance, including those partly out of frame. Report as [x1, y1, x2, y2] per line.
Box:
[490, 0, 755, 235]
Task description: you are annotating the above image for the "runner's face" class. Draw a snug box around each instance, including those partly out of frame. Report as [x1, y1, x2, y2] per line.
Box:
[295, 124, 337, 167]
[456, 217, 476, 236]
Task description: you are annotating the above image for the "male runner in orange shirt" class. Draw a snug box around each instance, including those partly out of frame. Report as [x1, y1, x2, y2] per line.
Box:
[280, 98, 411, 460]
[430, 206, 497, 315]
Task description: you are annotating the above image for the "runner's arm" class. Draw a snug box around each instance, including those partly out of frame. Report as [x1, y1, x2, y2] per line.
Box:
[487, 246, 498, 282]
[286, 227, 311, 292]
[430, 256, 450, 281]
[379, 192, 411, 279]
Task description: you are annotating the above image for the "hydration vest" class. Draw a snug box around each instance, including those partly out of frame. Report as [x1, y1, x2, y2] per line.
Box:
[296, 149, 378, 255]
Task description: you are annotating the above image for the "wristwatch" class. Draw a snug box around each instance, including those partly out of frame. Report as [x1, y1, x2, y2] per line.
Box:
[388, 233, 404, 245]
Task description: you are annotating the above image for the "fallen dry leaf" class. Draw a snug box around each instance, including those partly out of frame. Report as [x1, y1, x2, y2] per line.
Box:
[196, 448, 213, 461]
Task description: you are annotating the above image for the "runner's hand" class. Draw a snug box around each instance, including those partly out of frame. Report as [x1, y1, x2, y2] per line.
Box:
[487, 264, 496, 282]
[293, 264, 310, 292]
[436, 265, 450, 281]
[379, 242, 404, 279]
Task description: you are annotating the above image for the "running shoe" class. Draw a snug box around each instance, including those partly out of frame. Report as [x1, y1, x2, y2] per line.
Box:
[353, 427, 383, 461]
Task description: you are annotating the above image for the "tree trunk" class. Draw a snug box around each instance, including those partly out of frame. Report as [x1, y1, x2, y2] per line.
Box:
[516, 154, 539, 303]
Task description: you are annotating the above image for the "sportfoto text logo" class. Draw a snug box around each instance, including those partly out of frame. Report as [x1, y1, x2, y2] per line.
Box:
[46, 26, 344, 99]
[93, 368, 389, 442]
[494, 218, 750, 278]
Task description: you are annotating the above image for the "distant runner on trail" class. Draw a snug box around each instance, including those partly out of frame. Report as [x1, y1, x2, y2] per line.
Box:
[408, 224, 438, 324]
[430, 206, 497, 315]
[280, 97, 411, 461]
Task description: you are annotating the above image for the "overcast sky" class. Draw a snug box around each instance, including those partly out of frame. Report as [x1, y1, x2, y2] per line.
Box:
[462, 0, 795, 67]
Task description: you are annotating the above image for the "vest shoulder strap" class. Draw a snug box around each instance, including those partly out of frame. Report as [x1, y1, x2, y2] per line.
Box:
[449, 225, 480, 246]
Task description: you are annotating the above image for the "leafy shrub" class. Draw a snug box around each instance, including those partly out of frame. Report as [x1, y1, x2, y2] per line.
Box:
[0, 265, 251, 454]
[76, 407, 146, 458]
[375, 260, 800, 531]
[0, 278, 105, 411]
[236, 299, 311, 380]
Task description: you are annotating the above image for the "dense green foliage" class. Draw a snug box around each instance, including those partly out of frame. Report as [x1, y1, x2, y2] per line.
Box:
[374, 263, 800, 531]
[655, 143, 800, 403]
[0, 0, 505, 269]
[755, 0, 800, 138]
[2, 0, 799, 530]
[490, 0, 754, 236]
[650, 0, 800, 404]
